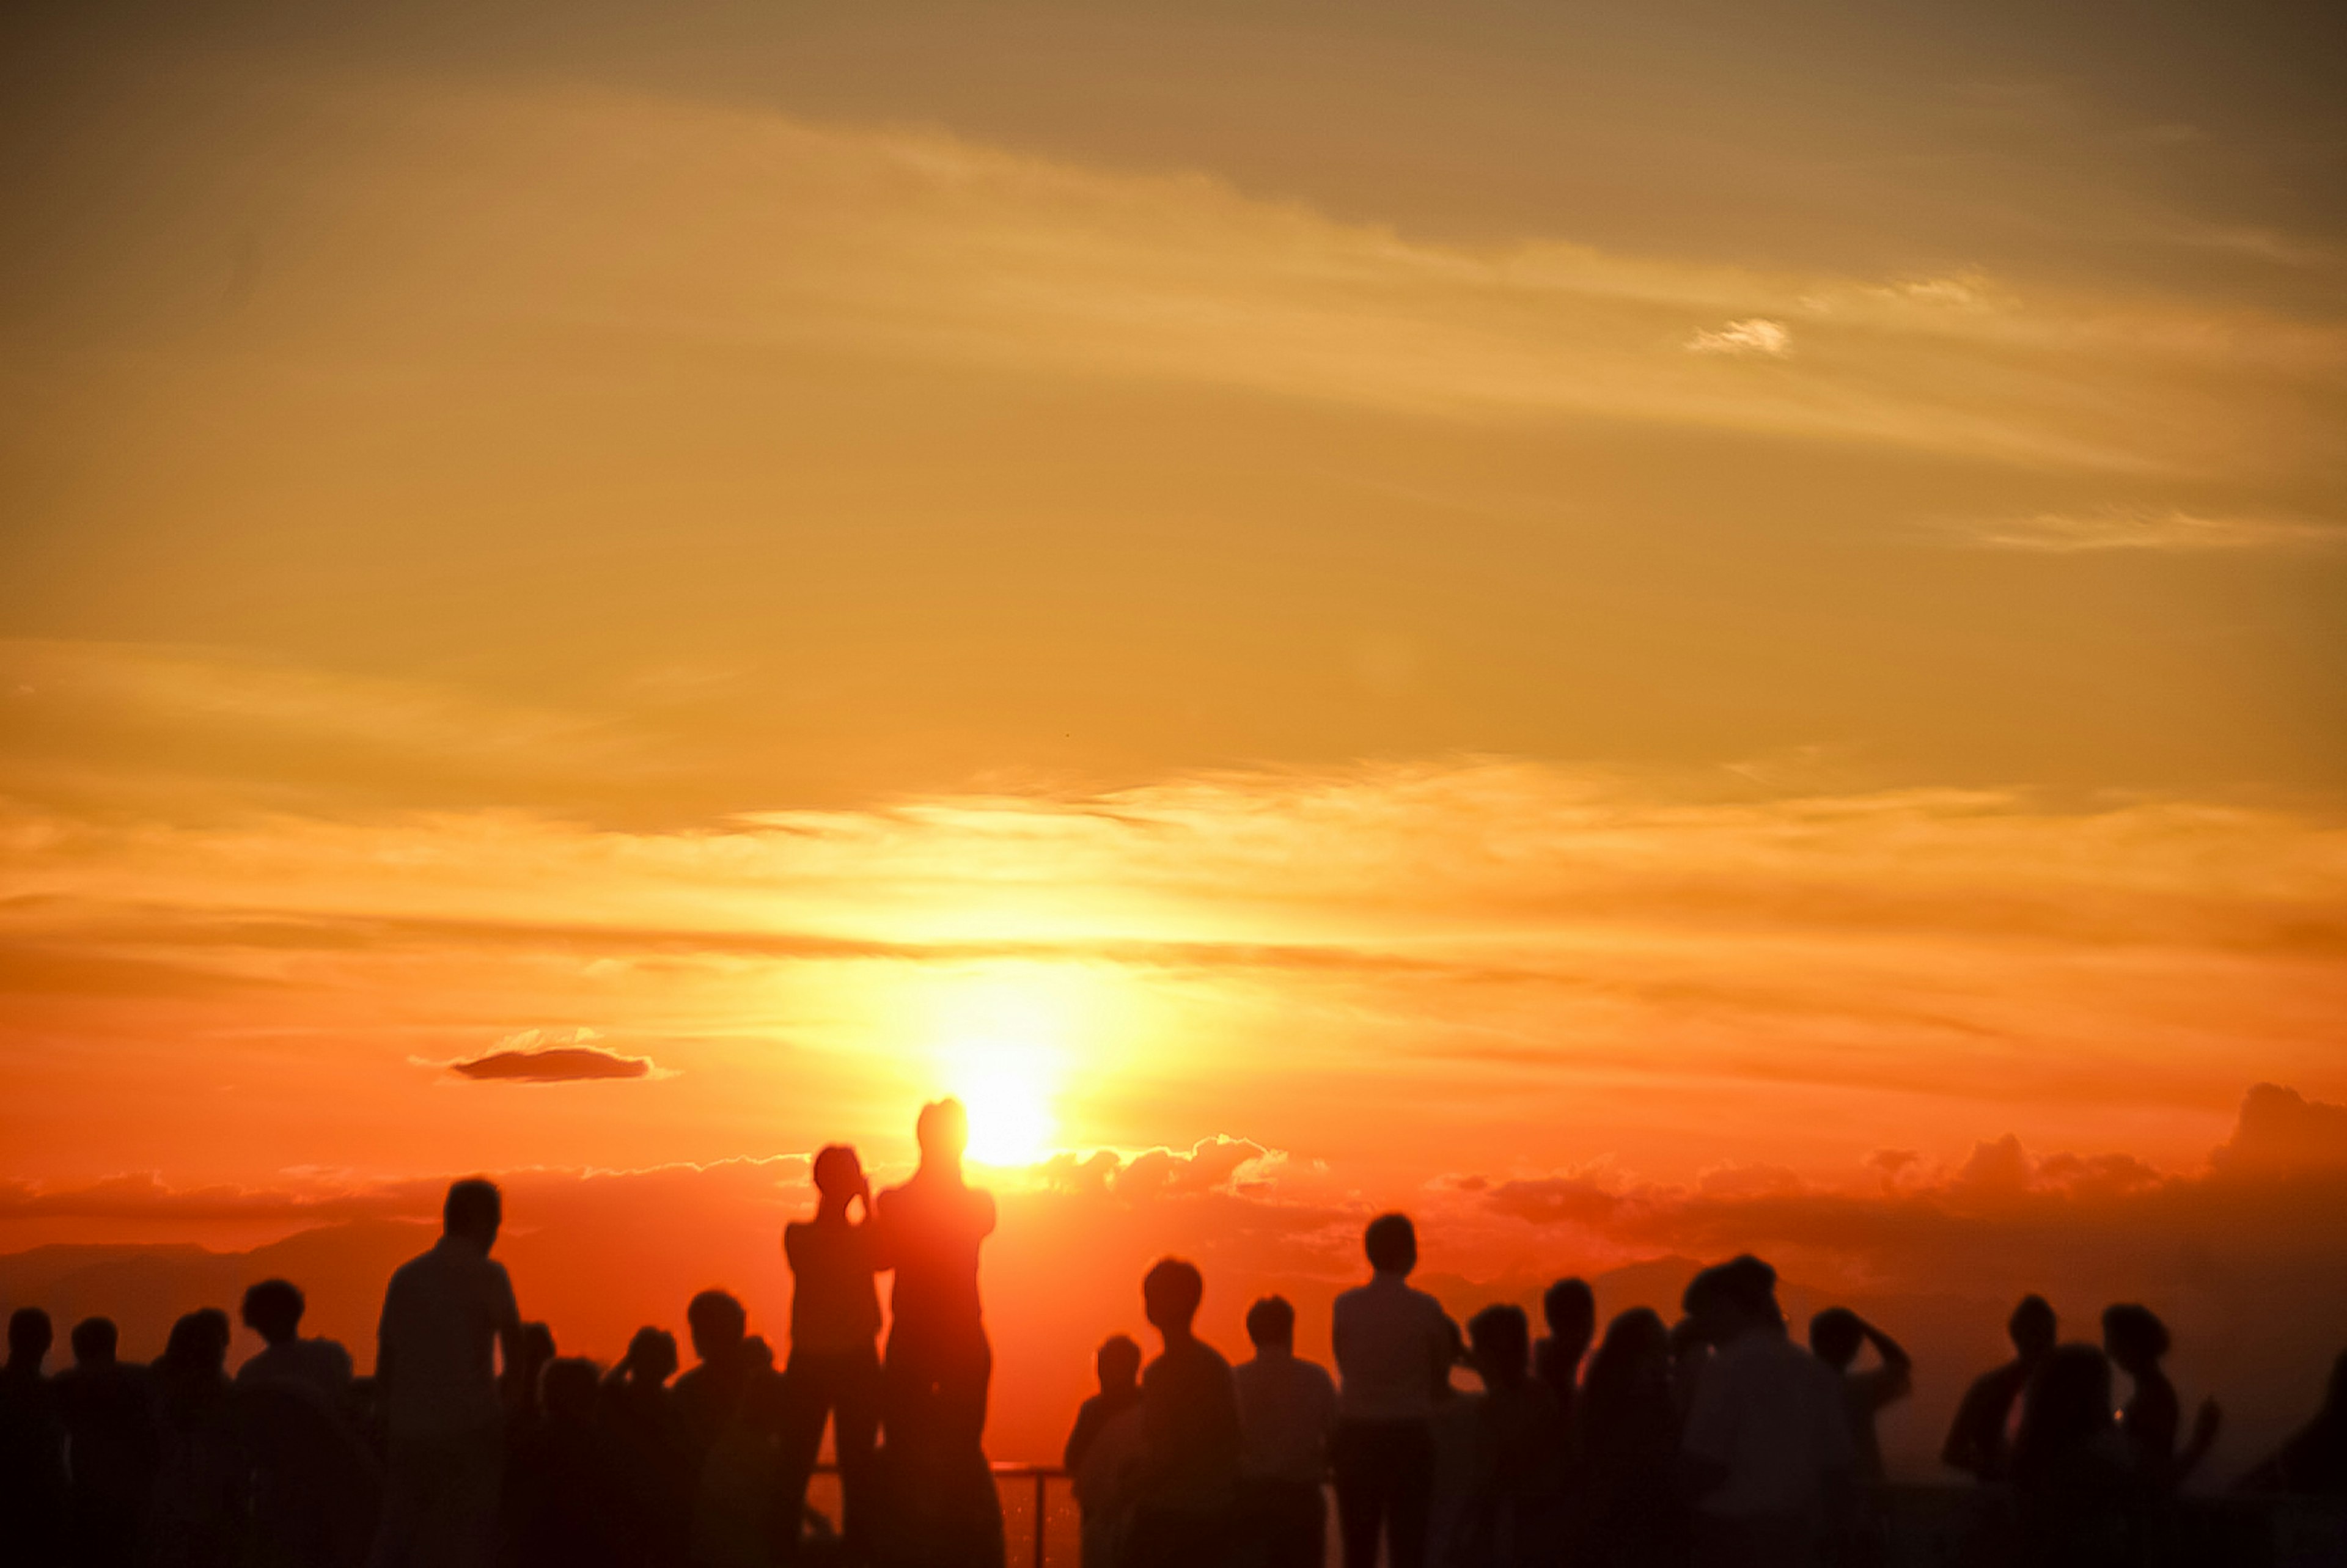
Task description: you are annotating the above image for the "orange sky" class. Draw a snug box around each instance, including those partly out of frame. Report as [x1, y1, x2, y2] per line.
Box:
[2, 0, 2345, 1478]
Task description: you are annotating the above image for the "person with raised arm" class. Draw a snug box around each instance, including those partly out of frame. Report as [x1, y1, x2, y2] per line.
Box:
[780, 1144, 884, 1562]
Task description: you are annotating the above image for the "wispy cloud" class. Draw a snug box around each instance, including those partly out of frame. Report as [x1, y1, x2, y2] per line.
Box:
[1686, 318, 1792, 356]
[1952, 507, 2341, 552]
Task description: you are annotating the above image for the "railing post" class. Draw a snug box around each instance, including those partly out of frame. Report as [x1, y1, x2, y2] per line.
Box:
[1032, 1469, 1047, 1568]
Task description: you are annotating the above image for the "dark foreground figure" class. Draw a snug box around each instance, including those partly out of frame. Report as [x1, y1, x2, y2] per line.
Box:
[10, 1151, 2347, 1568]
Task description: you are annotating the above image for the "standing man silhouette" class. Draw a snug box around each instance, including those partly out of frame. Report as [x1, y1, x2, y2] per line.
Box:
[370, 1178, 523, 1568]
[874, 1098, 1004, 1567]
[1331, 1213, 1454, 1568]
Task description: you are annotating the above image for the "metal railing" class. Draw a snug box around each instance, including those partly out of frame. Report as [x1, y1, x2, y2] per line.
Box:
[811, 1469, 2347, 1568]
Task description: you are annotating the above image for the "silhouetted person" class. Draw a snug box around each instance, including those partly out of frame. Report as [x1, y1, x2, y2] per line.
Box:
[509, 1357, 633, 1568]
[1233, 1295, 1335, 1568]
[2011, 1343, 2137, 1568]
[1807, 1309, 1908, 1568]
[1067, 1335, 1143, 1476]
[150, 1308, 246, 1568]
[1533, 1278, 1596, 1429]
[240, 1277, 357, 1408]
[1067, 1336, 1144, 1568]
[1, 1305, 67, 1566]
[1433, 1303, 1562, 1568]
[1574, 1308, 1683, 1568]
[53, 1316, 156, 1568]
[1125, 1258, 1240, 1568]
[875, 1099, 998, 1455]
[2101, 1303, 2220, 1494]
[1680, 1255, 1852, 1568]
[872, 1097, 1004, 1568]
[674, 1291, 757, 1477]
[1942, 1294, 2054, 1482]
[695, 1358, 793, 1568]
[1806, 1310, 1909, 1487]
[1331, 1212, 1453, 1568]
[603, 1327, 692, 1566]
[370, 1177, 524, 1568]
[780, 1144, 884, 1563]
[2238, 1350, 2347, 1496]
[1074, 1333, 1145, 1568]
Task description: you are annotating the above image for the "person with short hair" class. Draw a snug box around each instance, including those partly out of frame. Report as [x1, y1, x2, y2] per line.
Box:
[369, 1178, 524, 1568]
[1679, 1255, 1853, 1568]
[1126, 1258, 1241, 1568]
[238, 1277, 356, 1408]
[1068, 1336, 1147, 1568]
[1233, 1295, 1337, 1568]
[1331, 1213, 1455, 1568]
[53, 1316, 158, 1568]
[1, 1306, 68, 1564]
[672, 1289, 755, 1474]
[1534, 1278, 1596, 1426]
[1942, 1295, 2055, 1481]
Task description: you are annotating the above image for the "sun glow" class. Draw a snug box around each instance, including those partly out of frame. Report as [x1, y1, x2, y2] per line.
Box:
[933, 972, 1079, 1167]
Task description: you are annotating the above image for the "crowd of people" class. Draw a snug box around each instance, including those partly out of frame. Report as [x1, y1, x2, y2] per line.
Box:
[1, 1096, 2343, 1568]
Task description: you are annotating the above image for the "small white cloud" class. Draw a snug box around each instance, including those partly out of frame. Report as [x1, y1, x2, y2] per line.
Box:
[1956, 508, 2338, 554]
[1685, 318, 1791, 357]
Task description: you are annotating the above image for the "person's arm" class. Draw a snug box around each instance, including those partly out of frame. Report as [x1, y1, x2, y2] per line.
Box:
[491, 1266, 526, 1404]
[2170, 1398, 2222, 1489]
[1940, 1377, 1992, 1476]
[373, 1278, 399, 1415]
[1862, 1320, 1912, 1405]
[1065, 1402, 1099, 1475]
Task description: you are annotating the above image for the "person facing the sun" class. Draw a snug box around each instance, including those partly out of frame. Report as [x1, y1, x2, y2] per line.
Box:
[780, 1144, 884, 1561]
[872, 1097, 1007, 1563]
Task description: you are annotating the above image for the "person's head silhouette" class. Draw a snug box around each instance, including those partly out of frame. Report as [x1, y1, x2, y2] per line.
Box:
[541, 1357, 601, 1426]
[162, 1308, 231, 1377]
[623, 1326, 679, 1386]
[241, 1279, 306, 1347]
[1142, 1258, 1205, 1340]
[686, 1291, 747, 1365]
[443, 1178, 502, 1252]
[1096, 1333, 1142, 1393]
[1684, 1254, 1780, 1344]
[814, 1145, 867, 1206]
[6, 1306, 51, 1374]
[1246, 1295, 1296, 1356]
[1544, 1278, 1596, 1352]
[1809, 1307, 1865, 1371]
[70, 1316, 117, 1368]
[2010, 1294, 2057, 1365]
[1469, 1304, 1531, 1390]
[1364, 1213, 1417, 1278]
[2100, 1304, 2170, 1376]
[917, 1099, 969, 1170]
[1590, 1306, 1670, 1385]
